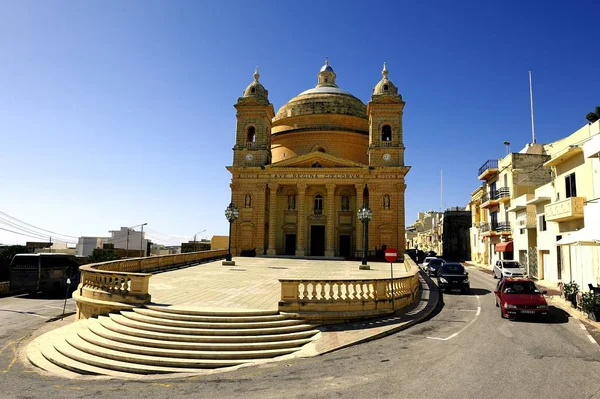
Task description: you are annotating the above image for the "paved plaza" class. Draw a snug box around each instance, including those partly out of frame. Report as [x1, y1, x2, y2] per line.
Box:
[150, 257, 412, 310]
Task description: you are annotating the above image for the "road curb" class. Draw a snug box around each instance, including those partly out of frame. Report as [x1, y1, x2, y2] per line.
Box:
[313, 271, 441, 356]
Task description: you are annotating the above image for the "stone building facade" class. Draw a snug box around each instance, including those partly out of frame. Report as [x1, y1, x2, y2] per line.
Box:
[227, 61, 410, 257]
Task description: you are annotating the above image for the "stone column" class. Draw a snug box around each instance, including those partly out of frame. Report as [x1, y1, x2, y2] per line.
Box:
[355, 183, 364, 255]
[255, 184, 267, 255]
[295, 183, 307, 256]
[266, 183, 278, 255]
[397, 182, 407, 254]
[325, 183, 336, 257]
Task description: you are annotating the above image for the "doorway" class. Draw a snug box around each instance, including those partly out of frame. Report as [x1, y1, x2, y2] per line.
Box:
[285, 234, 296, 256]
[339, 235, 351, 258]
[310, 225, 325, 256]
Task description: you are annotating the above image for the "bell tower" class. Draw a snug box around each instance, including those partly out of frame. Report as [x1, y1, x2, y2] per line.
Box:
[367, 63, 406, 168]
[233, 67, 274, 167]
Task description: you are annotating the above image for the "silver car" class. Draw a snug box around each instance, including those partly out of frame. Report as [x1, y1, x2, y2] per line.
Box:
[493, 260, 527, 279]
[421, 256, 438, 271]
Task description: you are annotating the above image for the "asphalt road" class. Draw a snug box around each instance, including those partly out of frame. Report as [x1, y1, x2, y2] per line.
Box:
[3, 268, 600, 399]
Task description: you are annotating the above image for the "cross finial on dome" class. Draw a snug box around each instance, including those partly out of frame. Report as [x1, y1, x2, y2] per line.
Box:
[325, 57, 329, 66]
[382, 62, 388, 78]
[253, 66, 260, 82]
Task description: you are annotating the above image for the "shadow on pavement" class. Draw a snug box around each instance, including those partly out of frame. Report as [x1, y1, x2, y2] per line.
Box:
[440, 287, 491, 297]
[507, 306, 570, 324]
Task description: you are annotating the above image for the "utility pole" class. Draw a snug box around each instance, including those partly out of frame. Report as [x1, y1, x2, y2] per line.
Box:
[126, 229, 130, 255]
[140, 223, 147, 257]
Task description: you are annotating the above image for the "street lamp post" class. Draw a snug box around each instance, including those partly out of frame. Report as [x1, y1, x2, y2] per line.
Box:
[223, 202, 239, 265]
[193, 229, 206, 252]
[357, 204, 373, 270]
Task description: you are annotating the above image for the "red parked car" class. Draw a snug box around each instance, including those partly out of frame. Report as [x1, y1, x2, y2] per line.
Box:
[494, 278, 549, 319]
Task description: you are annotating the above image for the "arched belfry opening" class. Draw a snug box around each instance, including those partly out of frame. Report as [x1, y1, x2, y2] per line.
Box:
[247, 126, 256, 143]
[381, 125, 392, 142]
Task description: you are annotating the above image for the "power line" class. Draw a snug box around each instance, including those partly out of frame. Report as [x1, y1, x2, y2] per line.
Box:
[0, 210, 79, 239]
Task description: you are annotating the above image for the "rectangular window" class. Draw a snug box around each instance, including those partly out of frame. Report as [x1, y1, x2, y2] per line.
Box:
[520, 228, 525, 235]
[490, 212, 498, 230]
[539, 215, 547, 232]
[565, 173, 577, 198]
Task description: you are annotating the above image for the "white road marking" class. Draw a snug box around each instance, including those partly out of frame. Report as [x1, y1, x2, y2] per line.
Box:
[580, 323, 586, 330]
[427, 295, 481, 341]
[588, 335, 596, 344]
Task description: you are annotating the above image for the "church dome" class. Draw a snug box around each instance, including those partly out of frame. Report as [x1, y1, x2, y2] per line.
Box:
[372, 62, 401, 99]
[240, 67, 269, 104]
[271, 60, 369, 165]
[273, 60, 367, 122]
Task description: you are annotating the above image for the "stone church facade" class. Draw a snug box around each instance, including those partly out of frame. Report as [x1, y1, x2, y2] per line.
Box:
[227, 61, 410, 257]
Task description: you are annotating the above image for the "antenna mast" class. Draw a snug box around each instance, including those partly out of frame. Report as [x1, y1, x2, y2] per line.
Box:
[529, 71, 536, 144]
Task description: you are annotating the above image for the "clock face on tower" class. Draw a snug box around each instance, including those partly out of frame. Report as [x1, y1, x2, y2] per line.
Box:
[383, 153, 391, 161]
[245, 153, 254, 162]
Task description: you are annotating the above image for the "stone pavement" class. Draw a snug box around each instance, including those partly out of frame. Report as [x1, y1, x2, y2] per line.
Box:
[149, 257, 413, 310]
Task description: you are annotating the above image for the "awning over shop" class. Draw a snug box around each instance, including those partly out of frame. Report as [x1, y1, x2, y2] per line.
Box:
[495, 241, 513, 252]
[556, 228, 600, 246]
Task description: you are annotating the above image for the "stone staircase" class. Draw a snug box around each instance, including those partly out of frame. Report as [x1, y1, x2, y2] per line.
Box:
[28, 305, 320, 377]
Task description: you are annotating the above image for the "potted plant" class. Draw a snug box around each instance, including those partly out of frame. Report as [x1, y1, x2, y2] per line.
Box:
[563, 281, 580, 308]
[581, 292, 600, 321]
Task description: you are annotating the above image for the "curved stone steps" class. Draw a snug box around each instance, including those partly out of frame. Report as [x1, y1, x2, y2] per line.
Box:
[88, 320, 314, 350]
[78, 328, 301, 359]
[54, 335, 211, 375]
[29, 306, 320, 376]
[108, 313, 315, 336]
[133, 307, 288, 323]
[145, 305, 278, 317]
[64, 333, 269, 369]
[123, 310, 305, 329]
[98, 315, 318, 343]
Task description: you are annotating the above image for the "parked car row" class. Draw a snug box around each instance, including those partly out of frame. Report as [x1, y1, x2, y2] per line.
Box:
[423, 257, 549, 320]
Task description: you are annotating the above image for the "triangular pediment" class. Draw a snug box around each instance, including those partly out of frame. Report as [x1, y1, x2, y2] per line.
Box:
[267, 151, 366, 169]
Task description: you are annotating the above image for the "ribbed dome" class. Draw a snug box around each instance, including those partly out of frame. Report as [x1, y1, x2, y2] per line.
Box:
[241, 67, 269, 104]
[274, 60, 366, 121]
[372, 62, 401, 99]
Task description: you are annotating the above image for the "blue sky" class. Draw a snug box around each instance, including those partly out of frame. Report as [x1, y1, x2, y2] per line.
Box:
[1, 0, 599, 246]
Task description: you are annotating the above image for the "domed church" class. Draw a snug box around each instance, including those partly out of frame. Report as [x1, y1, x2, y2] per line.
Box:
[226, 60, 410, 258]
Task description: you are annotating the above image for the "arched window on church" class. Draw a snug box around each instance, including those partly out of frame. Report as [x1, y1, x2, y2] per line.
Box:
[247, 126, 256, 143]
[314, 194, 323, 215]
[381, 125, 392, 142]
[383, 84, 388, 91]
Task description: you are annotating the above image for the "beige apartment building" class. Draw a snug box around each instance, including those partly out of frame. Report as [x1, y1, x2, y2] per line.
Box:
[227, 62, 410, 257]
[406, 211, 442, 253]
[507, 121, 600, 287]
[470, 146, 551, 270]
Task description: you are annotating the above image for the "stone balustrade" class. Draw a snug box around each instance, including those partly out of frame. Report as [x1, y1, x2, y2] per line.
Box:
[279, 258, 420, 323]
[74, 249, 228, 320]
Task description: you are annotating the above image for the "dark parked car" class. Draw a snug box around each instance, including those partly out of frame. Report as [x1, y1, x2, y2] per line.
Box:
[427, 258, 445, 276]
[494, 278, 548, 319]
[437, 262, 470, 292]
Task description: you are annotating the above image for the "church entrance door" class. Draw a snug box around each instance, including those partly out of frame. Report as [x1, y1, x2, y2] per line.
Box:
[339, 235, 351, 258]
[310, 225, 325, 256]
[285, 234, 296, 256]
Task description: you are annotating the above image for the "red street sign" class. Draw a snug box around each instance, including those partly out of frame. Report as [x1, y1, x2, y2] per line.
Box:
[384, 247, 398, 263]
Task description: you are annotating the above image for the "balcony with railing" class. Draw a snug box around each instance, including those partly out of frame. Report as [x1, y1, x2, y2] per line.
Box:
[517, 212, 537, 229]
[544, 197, 585, 222]
[478, 159, 499, 180]
[480, 222, 498, 236]
[496, 221, 512, 235]
[497, 187, 511, 203]
[481, 191, 499, 208]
